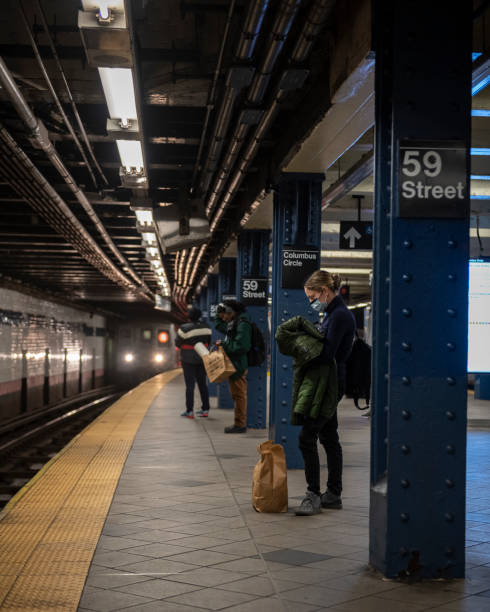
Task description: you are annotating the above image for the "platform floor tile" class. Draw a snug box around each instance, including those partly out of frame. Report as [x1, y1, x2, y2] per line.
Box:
[73, 379, 490, 611]
[0, 370, 181, 611]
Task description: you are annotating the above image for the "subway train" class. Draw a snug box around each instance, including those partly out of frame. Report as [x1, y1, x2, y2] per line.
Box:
[110, 320, 178, 387]
[0, 286, 179, 421]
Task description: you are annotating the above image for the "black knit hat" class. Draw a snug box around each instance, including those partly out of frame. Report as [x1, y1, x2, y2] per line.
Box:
[188, 306, 201, 321]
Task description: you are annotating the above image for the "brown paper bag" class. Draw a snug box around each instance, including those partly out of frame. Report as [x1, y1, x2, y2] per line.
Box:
[252, 440, 288, 513]
[202, 346, 236, 383]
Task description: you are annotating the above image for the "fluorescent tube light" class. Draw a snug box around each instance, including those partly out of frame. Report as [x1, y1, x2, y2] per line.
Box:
[116, 140, 143, 171]
[98, 67, 137, 126]
[134, 209, 152, 225]
[472, 110, 490, 117]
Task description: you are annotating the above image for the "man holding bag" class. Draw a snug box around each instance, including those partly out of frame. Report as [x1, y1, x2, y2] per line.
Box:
[214, 300, 251, 433]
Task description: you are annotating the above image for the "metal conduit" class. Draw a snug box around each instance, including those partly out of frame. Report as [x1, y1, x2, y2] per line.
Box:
[211, 0, 334, 228]
[205, 0, 301, 216]
[0, 125, 151, 298]
[190, 0, 237, 192]
[0, 132, 134, 286]
[0, 55, 151, 296]
[198, 0, 270, 196]
[18, 0, 99, 191]
[34, 0, 109, 187]
[195, 0, 335, 285]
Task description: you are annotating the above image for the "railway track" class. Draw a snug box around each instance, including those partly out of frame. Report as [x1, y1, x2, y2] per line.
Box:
[0, 387, 123, 510]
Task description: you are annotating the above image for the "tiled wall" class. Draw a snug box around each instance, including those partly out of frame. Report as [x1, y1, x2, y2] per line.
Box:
[0, 288, 106, 418]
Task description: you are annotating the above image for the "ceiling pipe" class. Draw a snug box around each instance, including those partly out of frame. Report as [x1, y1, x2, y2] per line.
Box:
[18, 1, 99, 191]
[193, 0, 335, 288]
[205, 0, 301, 217]
[211, 0, 335, 228]
[0, 55, 152, 296]
[198, 0, 270, 196]
[34, 0, 109, 187]
[0, 125, 151, 300]
[189, 0, 237, 194]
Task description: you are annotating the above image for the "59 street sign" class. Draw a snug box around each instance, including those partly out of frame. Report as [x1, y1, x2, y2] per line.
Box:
[240, 278, 267, 305]
[399, 140, 468, 218]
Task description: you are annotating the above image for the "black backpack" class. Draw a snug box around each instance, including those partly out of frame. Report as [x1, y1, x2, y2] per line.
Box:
[247, 321, 266, 367]
[344, 336, 371, 410]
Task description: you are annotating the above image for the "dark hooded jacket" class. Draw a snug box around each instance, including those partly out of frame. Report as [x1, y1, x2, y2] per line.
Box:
[275, 316, 338, 424]
[214, 312, 252, 380]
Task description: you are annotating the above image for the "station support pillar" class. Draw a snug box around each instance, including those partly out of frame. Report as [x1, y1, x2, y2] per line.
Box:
[206, 274, 219, 398]
[474, 375, 490, 400]
[237, 230, 270, 429]
[218, 257, 237, 410]
[270, 173, 323, 468]
[198, 287, 208, 320]
[370, 1, 471, 578]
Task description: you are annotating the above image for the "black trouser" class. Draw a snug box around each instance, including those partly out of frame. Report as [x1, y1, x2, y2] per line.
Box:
[298, 411, 342, 496]
[182, 362, 210, 413]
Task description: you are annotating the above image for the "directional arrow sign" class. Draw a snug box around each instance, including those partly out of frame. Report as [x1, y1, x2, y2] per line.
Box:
[339, 221, 373, 250]
[343, 226, 362, 248]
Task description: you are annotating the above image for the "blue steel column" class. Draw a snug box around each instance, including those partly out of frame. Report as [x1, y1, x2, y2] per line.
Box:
[237, 230, 270, 429]
[270, 173, 323, 468]
[198, 287, 208, 319]
[370, 1, 471, 578]
[206, 274, 219, 398]
[218, 257, 237, 410]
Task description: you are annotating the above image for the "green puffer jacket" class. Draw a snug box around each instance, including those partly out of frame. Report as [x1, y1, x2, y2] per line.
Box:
[275, 316, 338, 425]
[214, 312, 251, 380]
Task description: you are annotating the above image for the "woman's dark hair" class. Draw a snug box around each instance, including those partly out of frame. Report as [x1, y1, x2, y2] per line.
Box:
[188, 306, 201, 321]
[221, 299, 246, 313]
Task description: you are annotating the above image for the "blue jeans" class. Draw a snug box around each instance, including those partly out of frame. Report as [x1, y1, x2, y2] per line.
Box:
[182, 362, 210, 413]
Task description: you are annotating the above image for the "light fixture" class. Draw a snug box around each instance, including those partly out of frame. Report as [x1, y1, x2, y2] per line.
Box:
[116, 139, 143, 171]
[124, 352, 134, 363]
[98, 68, 136, 127]
[134, 209, 153, 225]
[141, 233, 156, 245]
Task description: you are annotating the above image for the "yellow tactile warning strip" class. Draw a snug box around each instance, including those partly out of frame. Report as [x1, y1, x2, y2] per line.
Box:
[0, 369, 181, 611]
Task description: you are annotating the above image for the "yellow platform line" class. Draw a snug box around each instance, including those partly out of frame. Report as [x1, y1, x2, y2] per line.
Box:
[0, 369, 181, 611]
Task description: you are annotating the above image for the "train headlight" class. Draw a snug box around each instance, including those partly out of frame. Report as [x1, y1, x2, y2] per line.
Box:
[124, 352, 134, 363]
[154, 353, 164, 363]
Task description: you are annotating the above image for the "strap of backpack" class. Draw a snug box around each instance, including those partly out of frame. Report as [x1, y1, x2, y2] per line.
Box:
[354, 397, 370, 411]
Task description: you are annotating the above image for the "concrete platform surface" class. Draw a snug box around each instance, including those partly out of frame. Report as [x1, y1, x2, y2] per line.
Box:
[78, 376, 490, 612]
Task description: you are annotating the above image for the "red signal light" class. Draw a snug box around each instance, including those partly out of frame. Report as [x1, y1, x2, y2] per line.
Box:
[158, 330, 169, 344]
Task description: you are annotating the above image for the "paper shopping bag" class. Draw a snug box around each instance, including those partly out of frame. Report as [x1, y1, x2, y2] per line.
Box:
[252, 440, 288, 513]
[202, 346, 236, 383]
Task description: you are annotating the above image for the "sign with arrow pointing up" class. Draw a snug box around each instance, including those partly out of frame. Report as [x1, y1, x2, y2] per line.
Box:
[339, 221, 373, 250]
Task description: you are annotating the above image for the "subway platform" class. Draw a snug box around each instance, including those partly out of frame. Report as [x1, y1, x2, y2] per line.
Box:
[1, 372, 490, 612]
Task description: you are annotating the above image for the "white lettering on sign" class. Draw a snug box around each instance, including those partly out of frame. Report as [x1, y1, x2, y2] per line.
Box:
[282, 251, 317, 266]
[401, 181, 465, 200]
[402, 150, 442, 178]
[243, 290, 266, 298]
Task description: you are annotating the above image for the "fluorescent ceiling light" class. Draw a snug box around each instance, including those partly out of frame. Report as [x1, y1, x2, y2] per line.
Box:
[116, 140, 143, 171]
[134, 209, 152, 225]
[472, 75, 490, 96]
[322, 250, 373, 259]
[146, 247, 158, 257]
[98, 67, 137, 126]
[141, 233, 156, 244]
[472, 109, 490, 117]
[471, 148, 490, 156]
[471, 175, 490, 181]
[320, 267, 372, 275]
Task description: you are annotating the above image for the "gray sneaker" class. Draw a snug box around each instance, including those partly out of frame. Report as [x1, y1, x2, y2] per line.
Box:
[321, 490, 342, 509]
[295, 491, 321, 516]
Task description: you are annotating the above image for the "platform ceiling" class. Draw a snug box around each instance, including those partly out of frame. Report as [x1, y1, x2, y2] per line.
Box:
[0, 0, 488, 319]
